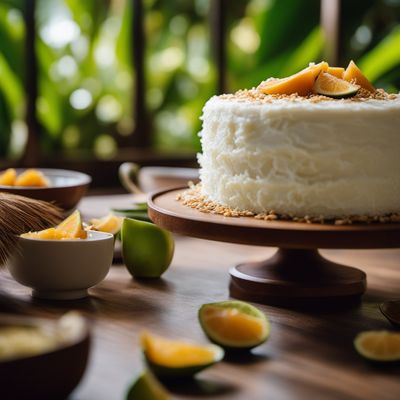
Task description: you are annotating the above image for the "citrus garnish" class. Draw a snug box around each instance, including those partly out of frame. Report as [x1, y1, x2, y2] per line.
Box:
[198, 300, 270, 350]
[22, 210, 87, 240]
[313, 72, 359, 98]
[90, 213, 123, 235]
[354, 330, 400, 362]
[326, 66, 344, 78]
[140, 331, 224, 378]
[126, 370, 171, 400]
[0, 168, 17, 186]
[14, 169, 49, 187]
[121, 218, 174, 278]
[343, 60, 375, 92]
[258, 61, 329, 96]
[56, 210, 87, 239]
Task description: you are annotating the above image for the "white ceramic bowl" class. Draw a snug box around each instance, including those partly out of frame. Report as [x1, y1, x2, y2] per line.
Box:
[9, 231, 114, 300]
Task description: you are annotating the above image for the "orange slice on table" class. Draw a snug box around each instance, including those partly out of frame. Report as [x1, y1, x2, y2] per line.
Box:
[354, 330, 400, 362]
[327, 66, 345, 78]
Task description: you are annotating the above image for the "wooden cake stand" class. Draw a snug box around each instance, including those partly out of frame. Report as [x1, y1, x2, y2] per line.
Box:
[148, 187, 400, 305]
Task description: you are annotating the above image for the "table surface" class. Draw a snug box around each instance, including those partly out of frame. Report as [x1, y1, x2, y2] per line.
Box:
[1, 193, 400, 400]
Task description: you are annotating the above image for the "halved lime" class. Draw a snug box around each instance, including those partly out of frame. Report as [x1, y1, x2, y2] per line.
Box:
[199, 300, 270, 350]
[141, 331, 224, 379]
[354, 330, 400, 362]
[126, 370, 170, 400]
[313, 72, 359, 98]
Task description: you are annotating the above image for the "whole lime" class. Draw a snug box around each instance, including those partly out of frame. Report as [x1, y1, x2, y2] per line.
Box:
[121, 218, 174, 278]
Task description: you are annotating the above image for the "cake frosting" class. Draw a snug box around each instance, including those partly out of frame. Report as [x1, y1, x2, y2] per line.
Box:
[198, 90, 400, 218]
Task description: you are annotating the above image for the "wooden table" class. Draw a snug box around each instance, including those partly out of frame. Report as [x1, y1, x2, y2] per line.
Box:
[1, 194, 400, 400]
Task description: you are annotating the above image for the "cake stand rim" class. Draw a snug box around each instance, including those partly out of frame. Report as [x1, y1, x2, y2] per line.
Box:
[147, 187, 400, 249]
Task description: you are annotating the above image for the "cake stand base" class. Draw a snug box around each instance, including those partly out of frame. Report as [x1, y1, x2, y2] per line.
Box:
[229, 249, 366, 305]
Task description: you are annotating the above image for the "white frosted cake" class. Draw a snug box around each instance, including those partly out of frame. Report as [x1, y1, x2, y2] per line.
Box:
[197, 89, 400, 219]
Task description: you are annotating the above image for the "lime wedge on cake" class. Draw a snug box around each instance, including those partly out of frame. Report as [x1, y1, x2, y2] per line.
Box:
[198, 300, 270, 350]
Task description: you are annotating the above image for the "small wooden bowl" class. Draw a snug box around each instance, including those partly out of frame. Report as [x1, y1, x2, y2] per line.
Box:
[0, 168, 91, 210]
[0, 313, 91, 400]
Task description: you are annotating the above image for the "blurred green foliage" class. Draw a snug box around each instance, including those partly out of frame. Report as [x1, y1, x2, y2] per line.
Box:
[0, 0, 399, 160]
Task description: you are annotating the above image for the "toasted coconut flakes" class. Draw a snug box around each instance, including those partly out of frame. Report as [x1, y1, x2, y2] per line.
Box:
[177, 184, 400, 225]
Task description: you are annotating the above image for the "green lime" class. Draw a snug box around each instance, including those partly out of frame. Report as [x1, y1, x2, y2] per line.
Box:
[141, 331, 224, 379]
[121, 218, 174, 278]
[126, 370, 170, 400]
[354, 330, 400, 362]
[199, 300, 270, 350]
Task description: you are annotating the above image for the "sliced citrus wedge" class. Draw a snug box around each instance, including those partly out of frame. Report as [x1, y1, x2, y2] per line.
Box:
[21, 227, 72, 240]
[56, 210, 87, 239]
[140, 331, 224, 378]
[90, 213, 123, 235]
[126, 370, 171, 400]
[343, 60, 375, 92]
[258, 61, 329, 96]
[313, 72, 359, 98]
[327, 66, 344, 78]
[0, 168, 17, 186]
[199, 300, 270, 350]
[14, 169, 49, 187]
[354, 330, 400, 362]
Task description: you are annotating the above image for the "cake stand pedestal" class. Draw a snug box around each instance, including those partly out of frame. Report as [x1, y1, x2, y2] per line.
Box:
[148, 188, 400, 305]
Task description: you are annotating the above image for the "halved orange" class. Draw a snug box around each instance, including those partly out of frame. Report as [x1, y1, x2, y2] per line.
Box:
[313, 72, 359, 98]
[199, 300, 270, 349]
[258, 61, 329, 96]
[354, 330, 400, 362]
[343, 60, 375, 92]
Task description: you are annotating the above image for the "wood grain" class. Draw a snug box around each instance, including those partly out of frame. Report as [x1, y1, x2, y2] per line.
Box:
[0, 194, 399, 400]
[148, 188, 400, 249]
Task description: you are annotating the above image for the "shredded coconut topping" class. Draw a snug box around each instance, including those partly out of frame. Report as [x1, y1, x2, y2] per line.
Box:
[177, 184, 400, 225]
[218, 88, 397, 104]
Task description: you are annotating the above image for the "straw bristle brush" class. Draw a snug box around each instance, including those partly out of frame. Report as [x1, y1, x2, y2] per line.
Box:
[0, 193, 62, 267]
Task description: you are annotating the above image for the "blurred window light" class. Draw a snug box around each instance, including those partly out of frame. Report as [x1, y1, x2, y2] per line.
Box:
[170, 15, 189, 35]
[71, 36, 89, 60]
[95, 42, 116, 67]
[10, 120, 28, 158]
[70, 89, 93, 110]
[55, 55, 78, 79]
[194, 0, 209, 16]
[147, 88, 164, 109]
[94, 134, 117, 159]
[40, 18, 80, 48]
[231, 18, 260, 54]
[96, 95, 123, 123]
[177, 77, 199, 99]
[159, 47, 184, 71]
[63, 126, 80, 149]
[188, 56, 210, 81]
[351, 25, 372, 51]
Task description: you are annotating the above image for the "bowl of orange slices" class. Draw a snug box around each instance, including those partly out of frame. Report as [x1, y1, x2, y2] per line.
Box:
[0, 168, 91, 210]
[8, 210, 114, 300]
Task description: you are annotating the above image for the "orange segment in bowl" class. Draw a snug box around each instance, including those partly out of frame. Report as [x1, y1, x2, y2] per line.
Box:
[343, 60, 375, 92]
[14, 169, 49, 187]
[0, 168, 17, 186]
[258, 61, 329, 96]
[21, 227, 72, 240]
[56, 210, 87, 239]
